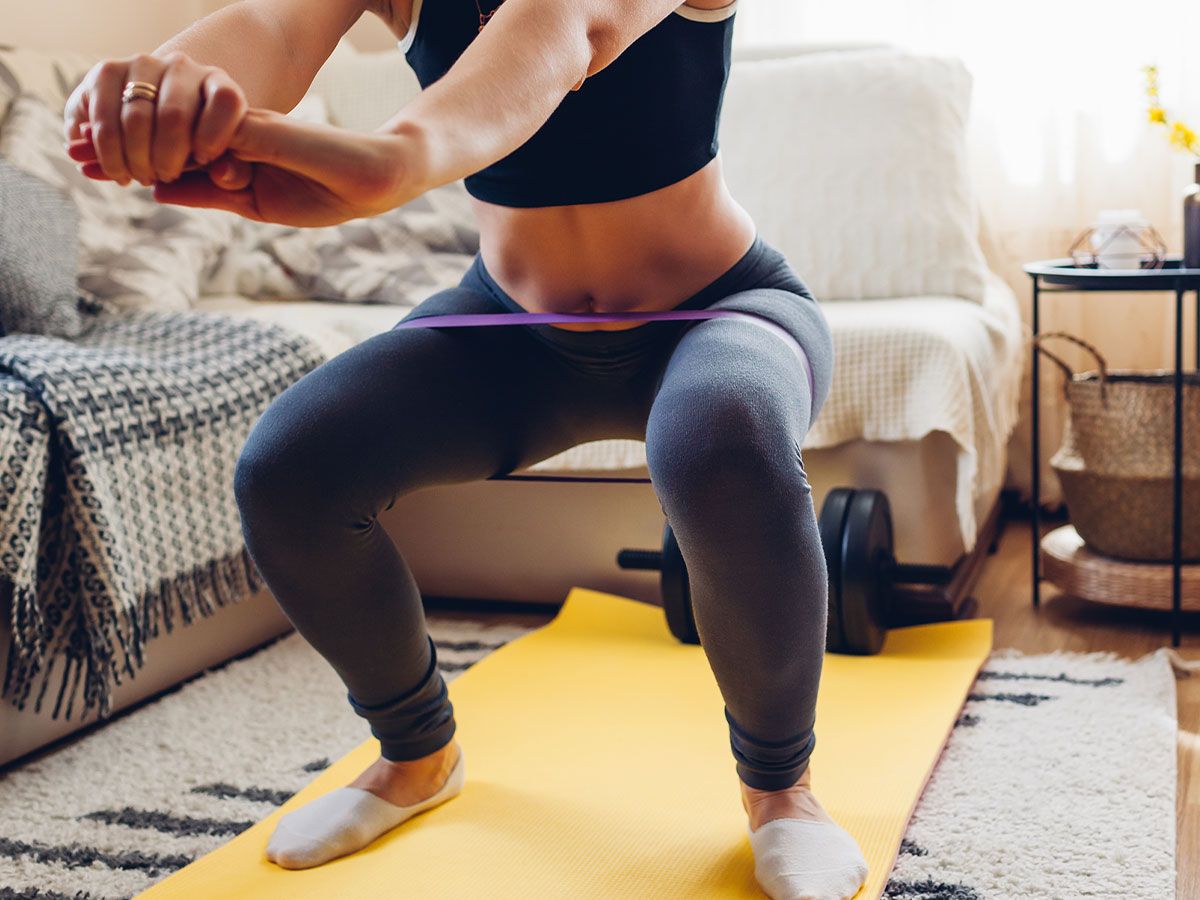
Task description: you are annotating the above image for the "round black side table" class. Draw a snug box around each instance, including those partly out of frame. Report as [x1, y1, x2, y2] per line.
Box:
[1025, 256, 1200, 646]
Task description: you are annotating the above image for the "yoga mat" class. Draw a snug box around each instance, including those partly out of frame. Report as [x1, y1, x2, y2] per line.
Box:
[139, 587, 992, 899]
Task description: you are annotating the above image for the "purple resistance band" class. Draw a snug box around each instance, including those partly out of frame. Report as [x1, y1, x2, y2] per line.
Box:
[393, 308, 815, 402]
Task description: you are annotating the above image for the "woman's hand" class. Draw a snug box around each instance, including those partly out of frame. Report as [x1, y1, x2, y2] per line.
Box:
[63, 50, 249, 187]
[66, 109, 419, 227]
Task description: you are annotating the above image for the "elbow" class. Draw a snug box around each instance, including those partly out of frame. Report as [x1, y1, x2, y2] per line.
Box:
[379, 116, 438, 201]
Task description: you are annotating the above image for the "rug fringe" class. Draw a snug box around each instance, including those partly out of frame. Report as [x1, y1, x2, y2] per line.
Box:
[989, 646, 1139, 667]
[2, 547, 263, 722]
[991, 644, 1199, 679]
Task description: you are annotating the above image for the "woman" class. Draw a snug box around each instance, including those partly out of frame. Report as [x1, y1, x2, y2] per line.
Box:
[64, 0, 867, 896]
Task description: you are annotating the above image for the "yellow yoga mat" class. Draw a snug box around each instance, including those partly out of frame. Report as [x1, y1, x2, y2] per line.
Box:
[140, 587, 992, 900]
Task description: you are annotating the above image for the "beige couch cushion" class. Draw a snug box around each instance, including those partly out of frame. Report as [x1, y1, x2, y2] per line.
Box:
[719, 50, 988, 304]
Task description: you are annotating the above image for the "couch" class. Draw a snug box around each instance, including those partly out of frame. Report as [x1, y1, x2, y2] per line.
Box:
[0, 36, 1026, 767]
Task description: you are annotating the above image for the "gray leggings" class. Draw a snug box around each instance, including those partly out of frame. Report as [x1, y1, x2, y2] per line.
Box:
[233, 233, 835, 791]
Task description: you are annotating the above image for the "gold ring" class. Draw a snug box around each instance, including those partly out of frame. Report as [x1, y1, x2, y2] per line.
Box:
[121, 81, 159, 103]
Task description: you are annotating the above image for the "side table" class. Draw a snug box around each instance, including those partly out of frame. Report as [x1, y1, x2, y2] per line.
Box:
[1025, 256, 1200, 647]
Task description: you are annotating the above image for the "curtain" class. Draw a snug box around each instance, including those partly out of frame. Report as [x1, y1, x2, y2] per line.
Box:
[734, 1, 1200, 506]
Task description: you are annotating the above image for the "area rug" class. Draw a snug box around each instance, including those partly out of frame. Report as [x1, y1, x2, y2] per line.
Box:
[0, 602, 1178, 900]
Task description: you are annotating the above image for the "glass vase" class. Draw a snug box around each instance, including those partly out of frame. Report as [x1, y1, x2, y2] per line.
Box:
[1186, 162, 1200, 269]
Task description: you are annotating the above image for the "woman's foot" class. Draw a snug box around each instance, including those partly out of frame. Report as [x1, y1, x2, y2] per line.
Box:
[740, 766, 868, 900]
[347, 740, 462, 806]
[265, 740, 464, 869]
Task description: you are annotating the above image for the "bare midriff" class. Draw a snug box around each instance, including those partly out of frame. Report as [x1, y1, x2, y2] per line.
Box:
[468, 153, 758, 331]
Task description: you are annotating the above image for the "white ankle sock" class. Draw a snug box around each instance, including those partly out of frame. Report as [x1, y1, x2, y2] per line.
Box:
[265, 750, 466, 869]
[747, 817, 868, 900]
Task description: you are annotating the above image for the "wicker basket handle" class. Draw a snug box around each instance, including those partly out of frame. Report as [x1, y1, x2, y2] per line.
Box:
[1030, 331, 1109, 403]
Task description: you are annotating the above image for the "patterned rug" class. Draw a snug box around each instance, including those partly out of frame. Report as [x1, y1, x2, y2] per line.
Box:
[0, 609, 1179, 900]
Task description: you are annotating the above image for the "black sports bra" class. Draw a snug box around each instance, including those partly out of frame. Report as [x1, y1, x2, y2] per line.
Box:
[400, 0, 737, 208]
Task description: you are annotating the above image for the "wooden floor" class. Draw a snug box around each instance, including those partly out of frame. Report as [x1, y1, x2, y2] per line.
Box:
[438, 515, 1200, 898]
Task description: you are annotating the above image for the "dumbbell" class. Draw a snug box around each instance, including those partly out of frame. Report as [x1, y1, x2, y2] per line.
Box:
[616, 487, 951, 655]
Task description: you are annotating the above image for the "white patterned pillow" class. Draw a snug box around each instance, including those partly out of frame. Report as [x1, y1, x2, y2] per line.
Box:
[212, 39, 482, 305]
[718, 49, 987, 304]
[253, 182, 479, 305]
[0, 93, 241, 313]
[0, 88, 342, 313]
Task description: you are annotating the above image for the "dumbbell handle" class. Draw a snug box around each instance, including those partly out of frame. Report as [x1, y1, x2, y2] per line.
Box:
[617, 548, 663, 571]
[889, 560, 953, 585]
[621, 546, 951, 585]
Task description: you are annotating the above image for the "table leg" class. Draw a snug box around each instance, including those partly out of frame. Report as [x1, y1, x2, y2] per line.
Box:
[1173, 288, 1184, 648]
[1031, 276, 1041, 609]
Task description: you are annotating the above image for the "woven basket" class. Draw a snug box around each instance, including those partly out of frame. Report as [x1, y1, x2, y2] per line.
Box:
[1041, 525, 1200, 610]
[1033, 331, 1200, 562]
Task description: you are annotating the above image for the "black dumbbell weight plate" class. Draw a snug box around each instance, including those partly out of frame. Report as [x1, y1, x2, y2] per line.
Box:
[838, 489, 893, 655]
[818, 487, 856, 652]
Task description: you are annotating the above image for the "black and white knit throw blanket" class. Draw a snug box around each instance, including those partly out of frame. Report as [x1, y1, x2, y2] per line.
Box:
[0, 311, 325, 723]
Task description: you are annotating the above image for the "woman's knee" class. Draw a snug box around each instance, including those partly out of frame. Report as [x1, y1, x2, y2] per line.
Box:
[234, 380, 449, 547]
[706, 288, 835, 425]
[233, 399, 319, 531]
[646, 374, 811, 514]
[234, 382, 379, 534]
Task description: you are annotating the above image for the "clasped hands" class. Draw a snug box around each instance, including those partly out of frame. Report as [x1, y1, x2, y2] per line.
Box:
[63, 51, 422, 227]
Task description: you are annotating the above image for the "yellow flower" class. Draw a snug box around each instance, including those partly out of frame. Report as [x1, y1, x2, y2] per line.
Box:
[1170, 121, 1197, 150]
[1144, 62, 1200, 158]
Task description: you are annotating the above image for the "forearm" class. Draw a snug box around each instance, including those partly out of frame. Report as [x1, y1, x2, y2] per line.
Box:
[375, 0, 598, 194]
[152, 1, 319, 113]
